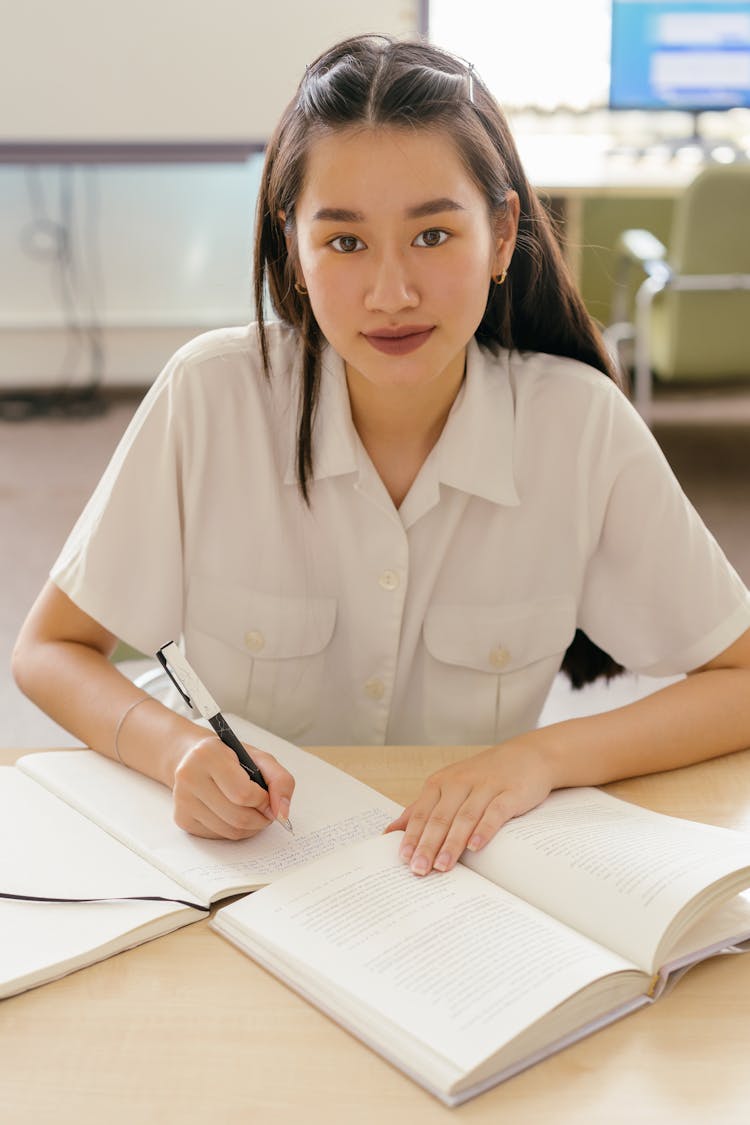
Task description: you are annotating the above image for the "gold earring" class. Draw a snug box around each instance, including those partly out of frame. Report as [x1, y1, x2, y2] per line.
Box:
[294, 281, 308, 296]
[493, 269, 507, 285]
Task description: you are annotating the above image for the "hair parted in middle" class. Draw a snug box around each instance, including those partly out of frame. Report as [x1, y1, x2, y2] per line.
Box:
[253, 33, 624, 689]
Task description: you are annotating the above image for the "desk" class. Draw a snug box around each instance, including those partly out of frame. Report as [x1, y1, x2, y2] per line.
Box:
[2, 743, 750, 1125]
[520, 133, 703, 197]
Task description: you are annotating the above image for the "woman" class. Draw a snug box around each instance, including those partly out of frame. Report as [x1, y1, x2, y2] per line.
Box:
[13, 35, 750, 878]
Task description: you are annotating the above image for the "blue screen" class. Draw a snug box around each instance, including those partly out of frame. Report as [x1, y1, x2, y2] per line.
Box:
[610, 1, 750, 110]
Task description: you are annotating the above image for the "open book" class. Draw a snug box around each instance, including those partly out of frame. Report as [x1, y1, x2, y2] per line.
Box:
[6, 718, 750, 1106]
[211, 785, 750, 1106]
[1, 716, 400, 999]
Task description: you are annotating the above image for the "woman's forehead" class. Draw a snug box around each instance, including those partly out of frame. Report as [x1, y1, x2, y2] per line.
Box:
[296, 125, 486, 215]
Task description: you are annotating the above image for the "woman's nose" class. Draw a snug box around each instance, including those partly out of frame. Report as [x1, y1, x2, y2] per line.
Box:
[363, 250, 419, 315]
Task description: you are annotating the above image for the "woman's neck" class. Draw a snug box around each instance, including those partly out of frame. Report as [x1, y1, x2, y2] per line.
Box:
[345, 351, 466, 508]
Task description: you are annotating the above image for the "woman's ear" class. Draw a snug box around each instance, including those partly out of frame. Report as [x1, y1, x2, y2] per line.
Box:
[278, 210, 291, 249]
[493, 190, 520, 276]
[278, 210, 306, 291]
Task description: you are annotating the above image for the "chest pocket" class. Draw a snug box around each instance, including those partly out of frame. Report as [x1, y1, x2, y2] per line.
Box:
[186, 576, 337, 740]
[422, 599, 576, 744]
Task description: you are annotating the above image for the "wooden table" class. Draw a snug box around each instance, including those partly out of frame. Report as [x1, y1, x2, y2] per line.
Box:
[2, 743, 750, 1125]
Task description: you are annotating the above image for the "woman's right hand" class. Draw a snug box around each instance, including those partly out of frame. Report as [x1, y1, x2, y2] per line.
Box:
[171, 735, 295, 840]
[13, 582, 296, 841]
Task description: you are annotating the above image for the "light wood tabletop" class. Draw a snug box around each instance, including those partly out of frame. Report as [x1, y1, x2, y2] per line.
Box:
[2, 742, 750, 1125]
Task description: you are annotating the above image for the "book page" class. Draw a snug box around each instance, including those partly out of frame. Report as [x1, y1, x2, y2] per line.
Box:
[213, 833, 642, 1077]
[461, 788, 750, 970]
[17, 716, 400, 902]
[656, 890, 750, 979]
[0, 769, 202, 998]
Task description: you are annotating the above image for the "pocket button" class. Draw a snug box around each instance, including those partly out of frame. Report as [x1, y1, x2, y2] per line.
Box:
[245, 630, 265, 653]
[489, 646, 510, 670]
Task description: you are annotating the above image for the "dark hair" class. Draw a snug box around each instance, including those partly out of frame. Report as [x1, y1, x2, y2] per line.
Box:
[253, 33, 623, 689]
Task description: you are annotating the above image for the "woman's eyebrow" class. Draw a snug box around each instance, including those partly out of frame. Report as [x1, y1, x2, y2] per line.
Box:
[312, 207, 364, 222]
[311, 198, 466, 223]
[406, 197, 466, 219]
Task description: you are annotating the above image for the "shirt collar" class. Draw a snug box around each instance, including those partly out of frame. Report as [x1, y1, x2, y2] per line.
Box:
[283, 337, 520, 508]
[283, 344, 359, 486]
[436, 338, 520, 507]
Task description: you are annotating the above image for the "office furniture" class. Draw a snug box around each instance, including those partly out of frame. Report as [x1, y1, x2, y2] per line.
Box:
[516, 133, 701, 282]
[3, 740, 750, 1125]
[605, 164, 750, 418]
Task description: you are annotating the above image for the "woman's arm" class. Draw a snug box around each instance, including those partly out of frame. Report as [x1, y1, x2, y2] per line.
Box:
[387, 626, 750, 875]
[12, 581, 294, 839]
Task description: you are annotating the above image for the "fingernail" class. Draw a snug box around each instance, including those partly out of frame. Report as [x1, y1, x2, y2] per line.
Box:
[467, 834, 483, 852]
[275, 799, 293, 833]
[411, 854, 429, 875]
[400, 843, 415, 862]
[433, 850, 451, 872]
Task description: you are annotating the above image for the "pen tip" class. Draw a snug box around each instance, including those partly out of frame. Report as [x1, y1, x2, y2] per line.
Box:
[277, 814, 294, 835]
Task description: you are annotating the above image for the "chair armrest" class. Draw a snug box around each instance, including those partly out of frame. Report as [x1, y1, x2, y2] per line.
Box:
[610, 228, 673, 329]
[615, 228, 669, 276]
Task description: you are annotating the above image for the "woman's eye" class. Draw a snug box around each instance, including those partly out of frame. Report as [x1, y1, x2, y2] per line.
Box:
[329, 235, 365, 253]
[413, 229, 449, 248]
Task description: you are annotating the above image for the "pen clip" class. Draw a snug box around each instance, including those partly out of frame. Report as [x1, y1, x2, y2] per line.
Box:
[156, 642, 194, 708]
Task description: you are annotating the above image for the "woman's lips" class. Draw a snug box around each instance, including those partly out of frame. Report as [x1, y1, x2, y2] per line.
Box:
[363, 327, 434, 356]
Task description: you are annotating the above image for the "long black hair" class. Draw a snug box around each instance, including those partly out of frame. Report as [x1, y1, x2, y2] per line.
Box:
[253, 34, 624, 689]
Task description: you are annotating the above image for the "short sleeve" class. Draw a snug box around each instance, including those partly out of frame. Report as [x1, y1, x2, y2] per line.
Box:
[51, 354, 187, 656]
[577, 389, 750, 675]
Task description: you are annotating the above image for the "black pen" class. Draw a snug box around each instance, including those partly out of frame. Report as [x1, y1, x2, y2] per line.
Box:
[156, 641, 293, 833]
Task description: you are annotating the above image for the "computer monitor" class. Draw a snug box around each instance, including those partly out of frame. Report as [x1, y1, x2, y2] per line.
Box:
[609, 1, 750, 112]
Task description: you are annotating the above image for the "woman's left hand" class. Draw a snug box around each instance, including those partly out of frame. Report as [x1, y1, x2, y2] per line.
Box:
[384, 735, 557, 875]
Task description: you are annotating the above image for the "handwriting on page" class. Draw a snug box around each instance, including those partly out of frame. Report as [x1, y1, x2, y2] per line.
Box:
[177, 808, 393, 882]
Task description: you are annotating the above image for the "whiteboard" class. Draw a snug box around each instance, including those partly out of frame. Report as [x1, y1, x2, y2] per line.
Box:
[1, 0, 417, 150]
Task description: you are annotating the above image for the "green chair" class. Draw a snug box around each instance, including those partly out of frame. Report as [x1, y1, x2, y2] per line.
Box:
[607, 163, 750, 420]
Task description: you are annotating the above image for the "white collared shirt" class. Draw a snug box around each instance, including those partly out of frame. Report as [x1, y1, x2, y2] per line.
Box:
[52, 323, 750, 746]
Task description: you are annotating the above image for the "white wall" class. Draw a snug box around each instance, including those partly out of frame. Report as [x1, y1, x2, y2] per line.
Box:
[0, 1, 419, 389]
[1, 0, 418, 144]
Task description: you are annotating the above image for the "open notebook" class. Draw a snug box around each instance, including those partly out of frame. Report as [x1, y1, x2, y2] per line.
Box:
[1, 716, 399, 998]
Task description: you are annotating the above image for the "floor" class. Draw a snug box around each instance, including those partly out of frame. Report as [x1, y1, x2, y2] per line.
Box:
[2, 384, 749, 749]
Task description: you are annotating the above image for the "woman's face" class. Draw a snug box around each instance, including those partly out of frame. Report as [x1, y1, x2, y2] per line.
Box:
[290, 125, 518, 394]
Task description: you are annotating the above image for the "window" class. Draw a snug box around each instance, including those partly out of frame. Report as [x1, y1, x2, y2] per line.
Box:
[428, 0, 612, 111]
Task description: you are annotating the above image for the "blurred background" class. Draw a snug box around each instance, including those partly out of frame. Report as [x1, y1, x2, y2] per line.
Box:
[1, 0, 749, 746]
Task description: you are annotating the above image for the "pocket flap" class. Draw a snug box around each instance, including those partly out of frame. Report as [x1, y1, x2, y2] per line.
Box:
[188, 576, 336, 660]
[423, 599, 576, 674]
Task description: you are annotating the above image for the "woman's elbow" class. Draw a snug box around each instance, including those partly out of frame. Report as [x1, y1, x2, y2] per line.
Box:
[11, 581, 117, 699]
[11, 624, 43, 700]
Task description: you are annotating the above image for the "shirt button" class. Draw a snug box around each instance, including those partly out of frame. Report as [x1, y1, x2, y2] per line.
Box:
[364, 677, 385, 701]
[489, 646, 510, 670]
[244, 630, 265, 653]
[378, 569, 400, 591]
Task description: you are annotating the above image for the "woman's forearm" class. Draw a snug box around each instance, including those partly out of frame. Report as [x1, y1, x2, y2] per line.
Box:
[13, 583, 296, 839]
[390, 630, 750, 877]
[536, 666, 750, 791]
[12, 635, 201, 787]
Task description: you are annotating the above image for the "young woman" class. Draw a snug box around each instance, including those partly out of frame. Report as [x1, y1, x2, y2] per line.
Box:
[13, 35, 750, 878]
